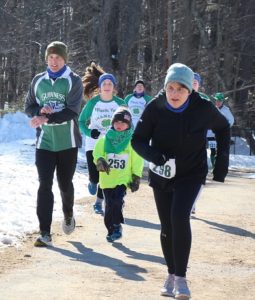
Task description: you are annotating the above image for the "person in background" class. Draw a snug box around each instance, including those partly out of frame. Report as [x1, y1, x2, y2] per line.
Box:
[93, 106, 143, 242]
[191, 72, 210, 214]
[131, 63, 230, 299]
[124, 79, 152, 128]
[193, 72, 210, 100]
[25, 41, 83, 247]
[79, 65, 125, 215]
[207, 92, 234, 167]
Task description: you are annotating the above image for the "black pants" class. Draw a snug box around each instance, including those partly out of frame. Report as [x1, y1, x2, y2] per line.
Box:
[153, 180, 202, 277]
[35, 147, 78, 233]
[86, 150, 103, 199]
[103, 185, 126, 234]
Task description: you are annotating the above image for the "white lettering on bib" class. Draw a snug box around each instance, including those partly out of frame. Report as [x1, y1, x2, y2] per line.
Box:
[149, 159, 176, 179]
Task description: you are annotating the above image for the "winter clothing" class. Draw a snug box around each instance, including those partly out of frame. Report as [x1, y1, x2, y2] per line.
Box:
[98, 73, 117, 87]
[93, 127, 144, 236]
[193, 72, 201, 84]
[124, 93, 152, 128]
[25, 60, 83, 237]
[96, 157, 110, 174]
[79, 94, 125, 200]
[85, 151, 103, 199]
[213, 92, 227, 101]
[165, 97, 191, 113]
[218, 105, 234, 126]
[131, 89, 230, 277]
[128, 174, 140, 192]
[25, 66, 83, 151]
[79, 95, 125, 151]
[46, 64, 67, 79]
[153, 181, 202, 276]
[135, 79, 145, 87]
[103, 185, 126, 235]
[132, 90, 230, 185]
[207, 102, 234, 167]
[35, 147, 78, 233]
[111, 106, 132, 129]
[45, 41, 68, 62]
[164, 63, 194, 92]
[199, 92, 211, 101]
[104, 127, 133, 154]
[93, 136, 143, 189]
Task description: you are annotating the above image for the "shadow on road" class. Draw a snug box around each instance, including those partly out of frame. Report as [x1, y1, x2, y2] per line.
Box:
[125, 218, 160, 230]
[112, 243, 165, 265]
[195, 217, 255, 239]
[48, 241, 147, 281]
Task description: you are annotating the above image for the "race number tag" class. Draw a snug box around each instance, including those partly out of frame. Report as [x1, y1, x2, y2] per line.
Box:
[149, 159, 176, 179]
[107, 153, 128, 170]
[208, 140, 217, 149]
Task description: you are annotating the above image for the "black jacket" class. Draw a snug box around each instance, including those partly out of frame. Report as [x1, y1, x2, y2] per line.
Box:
[131, 90, 230, 190]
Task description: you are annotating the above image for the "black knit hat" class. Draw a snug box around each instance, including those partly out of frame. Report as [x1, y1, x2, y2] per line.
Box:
[111, 106, 132, 128]
[135, 79, 145, 87]
[45, 41, 68, 62]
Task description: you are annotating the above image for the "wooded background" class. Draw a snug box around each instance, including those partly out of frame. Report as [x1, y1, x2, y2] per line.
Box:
[0, 0, 255, 151]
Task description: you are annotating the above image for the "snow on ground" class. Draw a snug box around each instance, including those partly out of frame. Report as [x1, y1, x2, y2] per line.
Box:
[0, 111, 254, 248]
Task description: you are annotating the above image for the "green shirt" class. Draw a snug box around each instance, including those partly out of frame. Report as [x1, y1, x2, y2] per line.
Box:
[25, 66, 83, 151]
[79, 95, 125, 151]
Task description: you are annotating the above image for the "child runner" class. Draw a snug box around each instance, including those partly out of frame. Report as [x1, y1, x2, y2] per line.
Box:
[93, 106, 144, 242]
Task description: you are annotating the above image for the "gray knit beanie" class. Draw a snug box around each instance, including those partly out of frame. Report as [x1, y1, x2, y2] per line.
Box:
[164, 63, 194, 92]
[45, 41, 68, 62]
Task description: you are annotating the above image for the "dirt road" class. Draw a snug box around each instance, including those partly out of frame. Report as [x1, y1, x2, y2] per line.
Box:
[0, 174, 254, 300]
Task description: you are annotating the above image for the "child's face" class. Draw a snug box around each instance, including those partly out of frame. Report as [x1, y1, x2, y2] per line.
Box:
[113, 121, 129, 132]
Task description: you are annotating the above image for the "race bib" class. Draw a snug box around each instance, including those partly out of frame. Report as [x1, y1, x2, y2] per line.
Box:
[149, 159, 176, 179]
[208, 140, 217, 149]
[107, 153, 128, 170]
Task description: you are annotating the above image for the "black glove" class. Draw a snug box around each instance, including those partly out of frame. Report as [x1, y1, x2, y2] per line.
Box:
[91, 129, 101, 139]
[151, 152, 167, 166]
[96, 157, 110, 174]
[128, 174, 140, 192]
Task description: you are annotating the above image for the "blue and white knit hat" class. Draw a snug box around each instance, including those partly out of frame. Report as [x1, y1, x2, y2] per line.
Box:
[98, 73, 117, 87]
[164, 63, 194, 92]
[193, 72, 201, 84]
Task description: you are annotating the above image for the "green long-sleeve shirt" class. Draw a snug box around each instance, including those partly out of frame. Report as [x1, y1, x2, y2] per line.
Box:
[79, 95, 125, 151]
[25, 66, 83, 151]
